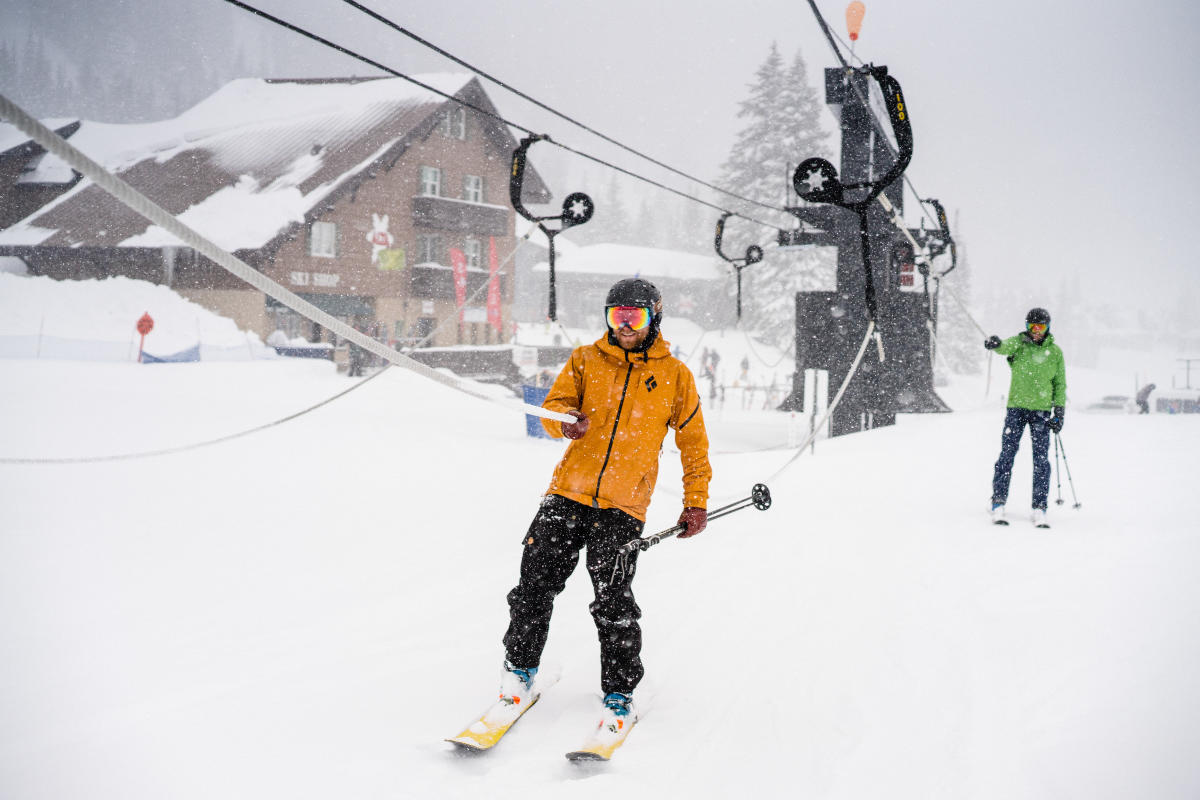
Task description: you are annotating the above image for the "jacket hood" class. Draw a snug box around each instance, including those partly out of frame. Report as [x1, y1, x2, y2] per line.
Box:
[594, 331, 673, 363]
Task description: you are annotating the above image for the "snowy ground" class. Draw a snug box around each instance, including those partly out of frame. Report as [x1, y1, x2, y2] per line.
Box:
[2, 349, 1198, 799]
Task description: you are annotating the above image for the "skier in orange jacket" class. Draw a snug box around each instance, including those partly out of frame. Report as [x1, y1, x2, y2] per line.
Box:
[499, 278, 711, 724]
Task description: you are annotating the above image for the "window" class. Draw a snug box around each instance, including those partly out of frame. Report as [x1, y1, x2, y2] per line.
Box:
[310, 221, 337, 258]
[463, 175, 484, 204]
[463, 238, 482, 268]
[418, 234, 441, 264]
[271, 306, 305, 340]
[441, 107, 466, 140]
[419, 166, 442, 197]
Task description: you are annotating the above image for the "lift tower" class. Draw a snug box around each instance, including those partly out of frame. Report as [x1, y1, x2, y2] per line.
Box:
[779, 66, 948, 436]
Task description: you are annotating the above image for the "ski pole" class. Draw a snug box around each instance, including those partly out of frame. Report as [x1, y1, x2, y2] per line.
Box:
[1053, 433, 1065, 506]
[609, 484, 772, 585]
[1054, 433, 1082, 509]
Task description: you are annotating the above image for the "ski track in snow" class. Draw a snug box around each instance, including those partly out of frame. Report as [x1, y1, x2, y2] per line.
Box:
[1, 357, 1198, 800]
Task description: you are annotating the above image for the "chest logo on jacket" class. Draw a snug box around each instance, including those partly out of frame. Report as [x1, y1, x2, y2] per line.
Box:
[644, 375, 658, 392]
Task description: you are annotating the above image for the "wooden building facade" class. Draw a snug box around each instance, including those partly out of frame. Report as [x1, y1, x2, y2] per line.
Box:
[0, 75, 550, 348]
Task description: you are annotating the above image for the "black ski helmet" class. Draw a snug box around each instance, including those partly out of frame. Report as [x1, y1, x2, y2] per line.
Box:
[1026, 307, 1051, 329]
[605, 278, 662, 312]
[604, 278, 663, 351]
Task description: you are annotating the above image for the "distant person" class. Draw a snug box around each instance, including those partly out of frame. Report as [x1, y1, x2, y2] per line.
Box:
[347, 329, 366, 378]
[764, 375, 779, 410]
[1136, 382, 1156, 414]
[983, 307, 1067, 528]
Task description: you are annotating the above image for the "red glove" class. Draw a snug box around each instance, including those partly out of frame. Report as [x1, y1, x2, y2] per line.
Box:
[561, 409, 589, 439]
[677, 507, 707, 538]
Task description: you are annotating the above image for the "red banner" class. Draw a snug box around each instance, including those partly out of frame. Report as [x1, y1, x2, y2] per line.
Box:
[487, 237, 502, 334]
[449, 247, 467, 322]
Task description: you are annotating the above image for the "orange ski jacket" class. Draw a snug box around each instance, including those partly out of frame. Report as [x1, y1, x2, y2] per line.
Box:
[539, 332, 711, 521]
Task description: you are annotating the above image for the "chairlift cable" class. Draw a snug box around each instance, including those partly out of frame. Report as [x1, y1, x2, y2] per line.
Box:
[338, 0, 786, 217]
[222, 0, 787, 234]
[739, 326, 794, 370]
[937, 280, 988, 338]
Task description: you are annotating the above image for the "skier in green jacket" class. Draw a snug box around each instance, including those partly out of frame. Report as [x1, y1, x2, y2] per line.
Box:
[983, 307, 1067, 527]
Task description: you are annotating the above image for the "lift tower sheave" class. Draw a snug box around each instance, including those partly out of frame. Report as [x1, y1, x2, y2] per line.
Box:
[780, 66, 948, 436]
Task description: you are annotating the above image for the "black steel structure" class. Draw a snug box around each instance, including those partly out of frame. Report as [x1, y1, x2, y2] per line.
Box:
[780, 66, 949, 436]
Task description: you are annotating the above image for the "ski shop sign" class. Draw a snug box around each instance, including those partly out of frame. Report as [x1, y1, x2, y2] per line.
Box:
[289, 271, 341, 288]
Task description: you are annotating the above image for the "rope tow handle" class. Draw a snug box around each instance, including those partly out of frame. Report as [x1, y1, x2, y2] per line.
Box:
[609, 484, 773, 585]
[920, 198, 956, 280]
[792, 65, 913, 336]
[915, 198, 955, 369]
[874, 193, 952, 368]
[0, 91, 575, 427]
[713, 212, 764, 321]
[509, 134, 594, 322]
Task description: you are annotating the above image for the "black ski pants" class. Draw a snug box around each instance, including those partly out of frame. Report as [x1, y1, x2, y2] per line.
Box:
[503, 494, 645, 695]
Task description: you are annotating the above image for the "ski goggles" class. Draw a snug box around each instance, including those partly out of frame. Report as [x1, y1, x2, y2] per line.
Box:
[606, 305, 652, 331]
[1027, 322, 1048, 335]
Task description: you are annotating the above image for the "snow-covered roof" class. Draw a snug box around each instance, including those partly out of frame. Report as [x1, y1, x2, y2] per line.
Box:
[0, 74, 543, 252]
[0, 118, 78, 157]
[531, 242, 727, 281]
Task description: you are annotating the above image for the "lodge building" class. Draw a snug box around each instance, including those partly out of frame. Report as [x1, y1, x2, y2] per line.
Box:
[0, 74, 551, 348]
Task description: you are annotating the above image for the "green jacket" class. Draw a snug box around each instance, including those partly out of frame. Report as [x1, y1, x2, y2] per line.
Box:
[995, 332, 1066, 410]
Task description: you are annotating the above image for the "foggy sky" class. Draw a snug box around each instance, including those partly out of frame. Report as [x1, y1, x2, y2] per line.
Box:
[3, 0, 1198, 332]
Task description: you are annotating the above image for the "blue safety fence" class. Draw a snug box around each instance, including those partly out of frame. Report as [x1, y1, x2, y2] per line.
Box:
[142, 344, 201, 363]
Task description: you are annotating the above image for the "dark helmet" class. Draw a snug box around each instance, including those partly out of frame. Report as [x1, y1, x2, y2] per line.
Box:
[604, 278, 663, 351]
[605, 278, 661, 311]
[1026, 307, 1051, 328]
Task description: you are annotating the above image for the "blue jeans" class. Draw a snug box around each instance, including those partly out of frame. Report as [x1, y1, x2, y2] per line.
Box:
[991, 407, 1052, 510]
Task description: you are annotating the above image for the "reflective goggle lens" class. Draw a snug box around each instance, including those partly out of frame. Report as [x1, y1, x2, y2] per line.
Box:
[1027, 322, 1047, 334]
[606, 306, 651, 331]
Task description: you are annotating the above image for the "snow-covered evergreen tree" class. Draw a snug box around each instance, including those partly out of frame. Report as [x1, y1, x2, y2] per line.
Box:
[720, 43, 789, 208]
[931, 222, 983, 377]
[0, 0, 273, 123]
[718, 43, 832, 347]
[630, 197, 659, 250]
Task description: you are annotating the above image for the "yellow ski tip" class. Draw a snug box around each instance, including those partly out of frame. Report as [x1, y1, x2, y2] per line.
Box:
[446, 694, 541, 752]
[565, 716, 636, 761]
